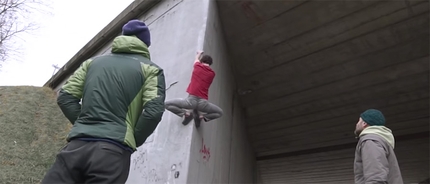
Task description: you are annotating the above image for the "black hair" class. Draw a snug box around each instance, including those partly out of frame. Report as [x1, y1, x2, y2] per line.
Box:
[200, 55, 213, 66]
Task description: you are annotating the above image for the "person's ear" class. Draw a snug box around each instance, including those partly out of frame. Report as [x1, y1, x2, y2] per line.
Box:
[362, 122, 369, 128]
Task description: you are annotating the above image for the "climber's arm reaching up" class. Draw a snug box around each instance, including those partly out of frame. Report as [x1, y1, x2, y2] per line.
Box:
[194, 51, 204, 64]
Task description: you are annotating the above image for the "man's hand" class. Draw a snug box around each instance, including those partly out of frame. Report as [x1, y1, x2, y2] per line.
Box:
[195, 51, 204, 61]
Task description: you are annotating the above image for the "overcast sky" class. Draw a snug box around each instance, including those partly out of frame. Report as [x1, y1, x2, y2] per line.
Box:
[0, 0, 134, 86]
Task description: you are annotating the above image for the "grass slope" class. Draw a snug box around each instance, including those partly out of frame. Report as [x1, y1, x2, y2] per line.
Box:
[0, 86, 71, 184]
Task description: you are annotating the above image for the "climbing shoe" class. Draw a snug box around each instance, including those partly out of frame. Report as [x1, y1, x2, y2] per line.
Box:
[182, 111, 194, 125]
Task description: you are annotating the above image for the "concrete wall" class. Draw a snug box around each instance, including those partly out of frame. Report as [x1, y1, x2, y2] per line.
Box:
[51, 0, 257, 183]
[126, 0, 257, 183]
[185, 0, 257, 183]
[125, 0, 209, 183]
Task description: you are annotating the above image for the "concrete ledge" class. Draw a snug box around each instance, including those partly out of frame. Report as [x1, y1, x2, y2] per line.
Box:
[43, 0, 162, 89]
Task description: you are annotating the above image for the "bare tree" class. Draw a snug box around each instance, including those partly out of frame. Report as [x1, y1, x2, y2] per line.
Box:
[0, 0, 50, 67]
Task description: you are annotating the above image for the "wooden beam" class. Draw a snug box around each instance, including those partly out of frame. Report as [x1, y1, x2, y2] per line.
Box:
[241, 37, 428, 108]
[419, 178, 430, 184]
[260, 155, 424, 172]
[251, 110, 428, 147]
[251, 110, 428, 156]
[256, 123, 428, 156]
[230, 0, 379, 56]
[260, 147, 427, 166]
[248, 89, 428, 137]
[259, 139, 428, 183]
[259, 138, 429, 183]
[233, 1, 428, 76]
[256, 131, 429, 161]
[246, 57, 429, 118]
[218, 0, 307, 38]
[238, 11, 429, 93]
[247, 72, 428, 127]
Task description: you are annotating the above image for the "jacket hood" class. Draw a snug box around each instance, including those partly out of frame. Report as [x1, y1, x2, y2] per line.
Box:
[360, 126, 395, 148]
[111, 35, 150, 59]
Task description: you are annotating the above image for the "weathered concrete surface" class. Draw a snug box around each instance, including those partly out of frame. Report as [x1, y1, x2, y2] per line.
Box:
[45, 0, 256, 183]
[125, 0, 211, 183]
[126, 1, 256, 183]
[186, 0, 256, 183]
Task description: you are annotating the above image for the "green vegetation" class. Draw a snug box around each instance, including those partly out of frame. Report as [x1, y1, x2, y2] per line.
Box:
[0, 86, 71, 184]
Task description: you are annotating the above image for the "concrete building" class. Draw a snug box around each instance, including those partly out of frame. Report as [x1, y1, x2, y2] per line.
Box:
[44, 0, 429, 183]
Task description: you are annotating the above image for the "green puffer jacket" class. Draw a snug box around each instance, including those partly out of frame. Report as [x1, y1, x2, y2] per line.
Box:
[57, 35, 166, 150]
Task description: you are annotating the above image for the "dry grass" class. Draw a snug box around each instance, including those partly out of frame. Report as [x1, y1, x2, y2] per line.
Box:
[0, 86, 71, 184]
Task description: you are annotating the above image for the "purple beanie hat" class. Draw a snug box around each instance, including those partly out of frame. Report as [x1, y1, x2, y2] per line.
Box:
[122, 19, 151, 47]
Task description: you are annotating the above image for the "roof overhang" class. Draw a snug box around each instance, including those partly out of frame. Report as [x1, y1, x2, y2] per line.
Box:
[43, 0, 161, 89]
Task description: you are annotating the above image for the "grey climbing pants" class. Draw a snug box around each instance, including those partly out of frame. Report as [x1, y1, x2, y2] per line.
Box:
[41, 140, 131, 184]
[165, 95, 223, 122]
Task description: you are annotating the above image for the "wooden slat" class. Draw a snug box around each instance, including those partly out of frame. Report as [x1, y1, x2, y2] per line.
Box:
[263, 162, 427, 183]
[246, 56, 429, 118]
[247, 72, 428, 129]
[256, 132, 428, 163]
[251, 107, 428, 144]
[252, 114, 429, 150]
[241, 36, 429, 108]
[259, 150, 427, 179]
[257, 126, 428, 157]
[263, 163, 426, 179]
[263, 157, 428, 183]
[265, 164, 427, 183]
[259, 149, 354, 166]
[249, 90, 428, 139]
[258, 137, 428, 165]
[233, 0, 428, 76]
[247, 83, 428, 137]
[266, 0, 427, 57]
[254, 116, 429, 146]
[218, 1, 307, 38]
[256, 121, 428, 158]
[258, 138, 428, 183]
[229, 0, 379, 54]
[238, 12, 429, 93]
[260, 151, 427, 174]
[262, 162, 426, 181]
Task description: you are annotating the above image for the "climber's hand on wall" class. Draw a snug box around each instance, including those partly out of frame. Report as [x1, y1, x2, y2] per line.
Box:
[195, 51, 204, 61]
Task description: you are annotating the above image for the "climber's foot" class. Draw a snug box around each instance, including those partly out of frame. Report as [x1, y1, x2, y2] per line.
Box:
[182, 111, 194, 125]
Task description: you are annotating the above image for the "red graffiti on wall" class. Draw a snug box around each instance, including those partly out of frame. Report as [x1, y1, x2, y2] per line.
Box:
[199, 138, 210, 162]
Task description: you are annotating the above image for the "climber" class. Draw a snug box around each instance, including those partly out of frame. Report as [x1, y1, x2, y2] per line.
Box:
[165, 51, 223, 128]
[41, 19, 166, 184]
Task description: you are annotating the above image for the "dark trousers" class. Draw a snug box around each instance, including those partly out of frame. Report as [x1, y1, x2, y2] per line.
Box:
[41, 140, 131, 184]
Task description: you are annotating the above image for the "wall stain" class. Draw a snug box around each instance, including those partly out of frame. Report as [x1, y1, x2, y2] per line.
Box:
[200, 138, 211, 162]
[240, 1, 263, 24]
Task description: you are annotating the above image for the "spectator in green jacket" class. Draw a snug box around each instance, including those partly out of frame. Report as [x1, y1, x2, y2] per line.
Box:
[354, 109, 403, 184]
[42, 19, 166, 184]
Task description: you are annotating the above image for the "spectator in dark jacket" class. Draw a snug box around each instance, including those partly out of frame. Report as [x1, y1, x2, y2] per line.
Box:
[41, 19, 166, 184]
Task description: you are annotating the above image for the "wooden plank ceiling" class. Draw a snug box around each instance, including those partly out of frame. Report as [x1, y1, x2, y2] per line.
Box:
[258, 137, 429, 184]
[218, 0, 429, 183]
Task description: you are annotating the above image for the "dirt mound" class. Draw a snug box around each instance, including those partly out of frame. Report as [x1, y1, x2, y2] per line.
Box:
[0, 86, 71, 184]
